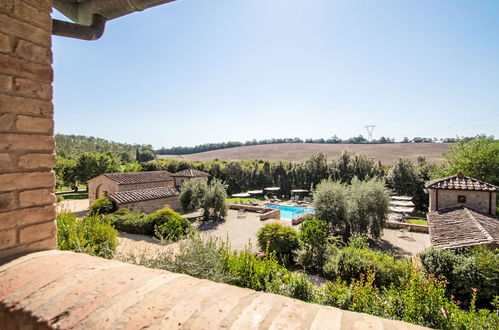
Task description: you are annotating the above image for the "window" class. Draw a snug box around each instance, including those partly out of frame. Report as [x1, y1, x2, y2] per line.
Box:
[457, 195, 466, 203]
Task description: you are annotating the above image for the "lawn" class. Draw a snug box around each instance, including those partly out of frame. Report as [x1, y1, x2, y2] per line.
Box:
[57, 191, 89, 201]
[406, 218, 428, 225]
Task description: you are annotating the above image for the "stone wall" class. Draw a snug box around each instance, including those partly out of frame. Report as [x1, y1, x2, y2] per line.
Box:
[174, 176, 208, 187]
[429, 189, 496, 215]
[87, 176, 118, 204]
[88, 176, 174, 204]
[117, 195, 182, 214]
[0, 0, 55, 259]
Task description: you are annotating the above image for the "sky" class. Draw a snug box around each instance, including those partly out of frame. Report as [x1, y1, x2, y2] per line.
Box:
[52, 0, 499, 149]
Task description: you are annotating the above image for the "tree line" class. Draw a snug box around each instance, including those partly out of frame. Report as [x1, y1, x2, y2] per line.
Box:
[55, 134, 156, 163]
[156, 135, 463, 155]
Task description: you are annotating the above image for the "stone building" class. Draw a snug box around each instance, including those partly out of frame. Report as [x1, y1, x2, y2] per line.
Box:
[425, 173, 499, 248]
[88, 169, 209, 213]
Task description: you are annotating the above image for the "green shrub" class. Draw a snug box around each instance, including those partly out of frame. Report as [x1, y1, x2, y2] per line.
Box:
[323, 243, 411, 288]
[88, 196, 116, 216]
[105, 209, 154, 235]
[268, 272, 316, 302]
[56, 212, 118, 258]
[223, 247, 286, 291]
[257, 223, 299, 263]
[149, 208, 192, 242]
[295, 217, 329, 272]
[420, 246, 499, 307]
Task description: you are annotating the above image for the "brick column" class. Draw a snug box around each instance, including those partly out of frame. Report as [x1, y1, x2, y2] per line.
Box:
[0, 0, 56, 259]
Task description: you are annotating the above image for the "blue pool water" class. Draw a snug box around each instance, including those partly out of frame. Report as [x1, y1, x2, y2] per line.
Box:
[265, 204, 315, 219]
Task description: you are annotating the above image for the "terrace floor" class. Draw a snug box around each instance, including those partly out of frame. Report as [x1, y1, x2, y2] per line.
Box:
[116, 209, 430, 257]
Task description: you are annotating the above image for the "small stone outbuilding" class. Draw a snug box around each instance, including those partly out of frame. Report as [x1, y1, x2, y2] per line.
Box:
[88, 169, 210, 214]
[172, 168, 209, 188]
[425, 173, 498, 248]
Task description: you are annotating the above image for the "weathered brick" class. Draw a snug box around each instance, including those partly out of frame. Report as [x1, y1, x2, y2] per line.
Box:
[18, 153, 55, 169]
[0, 204, 55, 231]
[0, 12, 50, 47]
[14, 39, 51, 65]
[13, 77, 51, 100]
[0, 229, 16, 249]
[0, 113, 15, 131]
[19, 188, 54, 207]
[0, 53, 52, 83]
[0, 133, 55, 151]
[0, 171, 54, 192]
[0, 153, 15, 171]
[0, 94, 52, 116]
[0, 72, 12, 90]
[19, 221, 55, 243]
[0, 236, 55, 259]
[16, 115, 53, 133]
[13, 1, 52, 32]
[0, 0, 14, 13]
[0, 32, 10, 53]
[20, 0, 51, 12]
[0, 191, 17, 211]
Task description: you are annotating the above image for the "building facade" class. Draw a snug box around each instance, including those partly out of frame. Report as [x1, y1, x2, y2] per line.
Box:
[425, 173, 498, 248]
[88, 169, 209, 214]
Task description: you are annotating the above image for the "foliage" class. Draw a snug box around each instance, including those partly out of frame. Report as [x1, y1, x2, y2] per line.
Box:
[104, 209, 154, 235]
[295, 217, 329, 272]
[420, 246, 499, 308]
[121, 161, 142, 172]
[56, 212, 117, 258]
[179, 179, 208, 212]
[433, 136, 499, 186]
[312, 178, 389, 240]
[201, 178, 228, 220]
[54, 156, 77, 190]
[257, 223, 299, 262]
[75, 152, 121, 184]
[88, 196, 117, 217]
[323, 237, 411, 288]
[55, 133, 151, 162]
[148, 208, 192, 242]
[117, 233, 499, 329]
[386, 158, 430, 211]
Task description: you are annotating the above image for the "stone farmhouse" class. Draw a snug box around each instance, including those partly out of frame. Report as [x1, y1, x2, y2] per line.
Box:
[88, 169, 209, 214]
[426, 173, 498, 249]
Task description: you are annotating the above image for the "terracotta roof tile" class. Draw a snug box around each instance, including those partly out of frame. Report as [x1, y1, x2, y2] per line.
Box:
[171, 169, 210, 178]
[428, 206, 499, 248]
[109, 187, 179, 204]
[103, 171, 173, 184]
[425, 173, 498, 192]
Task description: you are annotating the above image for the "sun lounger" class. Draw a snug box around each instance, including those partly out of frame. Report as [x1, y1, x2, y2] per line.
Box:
[273, 195, 282, 202]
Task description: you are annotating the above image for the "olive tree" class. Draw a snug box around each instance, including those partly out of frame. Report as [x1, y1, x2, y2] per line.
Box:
[179, 179, 208, 212]
[202, 178, 228, 220]
[313, 178, 389, 240]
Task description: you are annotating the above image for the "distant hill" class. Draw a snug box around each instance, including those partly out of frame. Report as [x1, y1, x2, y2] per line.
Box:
[157, 143, 454, 164]
[55, 134, 152, 161]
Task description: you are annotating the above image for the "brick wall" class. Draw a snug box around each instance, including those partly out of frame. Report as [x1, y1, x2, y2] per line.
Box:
[88, 175, 119, 204]
[0, 0, 55, 259]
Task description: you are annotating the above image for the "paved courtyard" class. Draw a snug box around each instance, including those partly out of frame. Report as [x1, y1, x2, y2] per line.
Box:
[198, 210, 431, 256]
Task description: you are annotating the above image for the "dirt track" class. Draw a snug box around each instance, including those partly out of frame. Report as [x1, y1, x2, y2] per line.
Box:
[159, 143, 453, 164]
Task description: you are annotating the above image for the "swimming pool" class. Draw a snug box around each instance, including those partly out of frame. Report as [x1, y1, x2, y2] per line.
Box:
[265, 204, 315, 219]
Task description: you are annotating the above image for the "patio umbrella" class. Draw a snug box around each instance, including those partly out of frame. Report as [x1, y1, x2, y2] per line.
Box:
[290, 189, 308, 193]
[232, 192, 251, 198]
[264, 187, 280, 192]
[247, 190, 263, 195]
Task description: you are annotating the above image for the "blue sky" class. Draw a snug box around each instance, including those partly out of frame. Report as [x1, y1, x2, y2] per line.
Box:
[52, 0, 499, 149]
